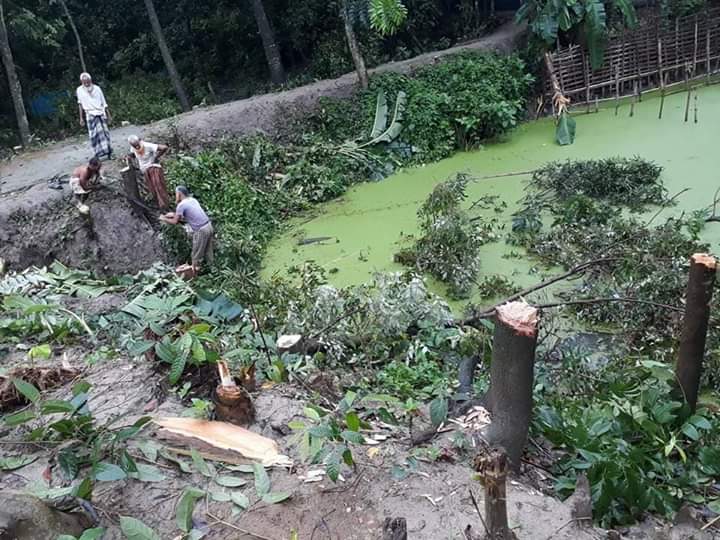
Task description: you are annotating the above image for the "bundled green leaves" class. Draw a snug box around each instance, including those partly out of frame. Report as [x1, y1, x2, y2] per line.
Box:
[530, 157, 665, 209]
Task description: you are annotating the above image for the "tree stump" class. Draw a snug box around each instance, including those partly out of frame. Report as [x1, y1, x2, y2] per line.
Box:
[382, 517, 407, 540]
[676, 253, 717, 412]
[475, 448, 515, 540]
[120, 165, 147, 217]
[213, 361, 255, 426]
[485, 301, 539, 471]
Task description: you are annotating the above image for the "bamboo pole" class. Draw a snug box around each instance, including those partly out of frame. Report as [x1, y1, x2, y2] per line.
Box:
[676, 254, 717, 412]
[584, 54, 591, 114]
[693, 17, 699, 74]
[684, 66, 692, 122]
[707, 20, 712, 85]
[614, 66, 621, 115]
[694, 94, 698, 123]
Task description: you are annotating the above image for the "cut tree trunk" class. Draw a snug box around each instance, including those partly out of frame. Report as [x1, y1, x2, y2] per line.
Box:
[475, 448, 515, 540]
[341, 0, 369, 89]
[251, 0, 286, 85]
[485, 301, 538, 471]
[143, 0, 191, 111]
[382, 518, 408, 540]
[120, 166, 147, 217]
[213, 361, 255, 425]
[58, 0, 86, 72]
[676, 253, 717, 412]
[0, 0, 30, 146]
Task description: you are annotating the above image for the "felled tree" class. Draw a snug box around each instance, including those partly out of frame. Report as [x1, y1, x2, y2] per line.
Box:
[395, 173, 491, 299]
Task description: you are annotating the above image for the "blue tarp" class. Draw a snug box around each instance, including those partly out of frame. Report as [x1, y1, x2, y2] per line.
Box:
[30, 90, 71, 118]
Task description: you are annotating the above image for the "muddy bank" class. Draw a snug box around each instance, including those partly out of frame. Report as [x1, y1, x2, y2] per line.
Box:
[0, 182, 164, 275]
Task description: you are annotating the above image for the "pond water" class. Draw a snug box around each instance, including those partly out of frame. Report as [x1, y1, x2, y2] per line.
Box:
[263, 84, 720, 307]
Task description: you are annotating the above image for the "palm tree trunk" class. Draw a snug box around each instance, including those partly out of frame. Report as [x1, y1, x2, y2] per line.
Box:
[251, 0, 286, 85]
[58, 0, 86, 72]
[143, 0, 191, 111]
[341, 0, 368, 88]
[0, 0, 30, 146]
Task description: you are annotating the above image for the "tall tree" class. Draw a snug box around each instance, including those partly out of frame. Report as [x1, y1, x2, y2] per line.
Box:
[341, 0, 368, 88]
[251, 0, 285, 85]
[0, 0, 30, 146]
[341, 0, 408, 88]
[56, 0, 86, 72]
[143, 0, 191, 111]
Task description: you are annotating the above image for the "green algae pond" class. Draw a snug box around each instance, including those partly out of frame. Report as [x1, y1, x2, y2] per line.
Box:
[262, 84, 720, 307]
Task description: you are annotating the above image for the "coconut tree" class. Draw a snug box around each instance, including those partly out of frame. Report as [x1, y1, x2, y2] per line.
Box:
[342, 0, 408, 88]
[251, 0, 286, 85]
[143, 0, 191, 111]
[0, 0, 30, 146]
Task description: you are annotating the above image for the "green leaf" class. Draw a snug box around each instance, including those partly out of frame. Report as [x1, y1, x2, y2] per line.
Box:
[304, 407, 321, 421]
[4, 410, 37, 426]
[129, 464, 166, 483]
[29, 343, 52, 360]
[555, 110, 576, 146]
[13, 378, 41, 403]
[288, 421, 306, 430]
[78, 528, 105, 540]
[689, 415, 712, 430]
[340, 430, 364, 444]
[73, 477, 93, 499]
[72, 380, 91, 396]
[261, 491, 291, 504]
[119, 516, 161, 540]
[136, 440, 160, 463]
[169, 353, 187, 385]
[0, 455, 37, 470]
[154, 341, 175, 364]
[160, 450, 193, 474]
[681, 423, 700, 441]
[58, 449, 79, 480]
[58, 535, 78, 540]
[93, 462, 127, 482]
[210, 490, 231, 502]
[429, 397, 448, 427]
[214, 475, 247, 488]
[190, 448, 214, 477]
[253, 463, 271, 497]
[345, 412, 361, 432]
[40, 399, 76, 414]
[176, 487, 205, 533]
[369, 91, 388, 138]
[225, 464, 255, 474]
[230, 492, 250, 510]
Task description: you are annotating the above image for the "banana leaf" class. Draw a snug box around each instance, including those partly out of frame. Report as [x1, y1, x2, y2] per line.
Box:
[369, 91, 389, 139]
[556, 110, 576, 146]
[361, 91, 407, 147]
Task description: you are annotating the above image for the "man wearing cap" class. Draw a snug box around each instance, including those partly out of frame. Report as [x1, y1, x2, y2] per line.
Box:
[76, 73, 113, 160]
[159, 186, 214, 273]
[127, 135, 170, 208]
[69, 157, 102, 211]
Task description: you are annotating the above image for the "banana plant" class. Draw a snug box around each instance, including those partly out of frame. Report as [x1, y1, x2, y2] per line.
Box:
[359, 90, 407, 147]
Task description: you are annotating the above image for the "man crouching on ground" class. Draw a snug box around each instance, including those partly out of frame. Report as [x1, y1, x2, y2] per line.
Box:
[69, 157, 102, 211]
[159, 186, 214, 274]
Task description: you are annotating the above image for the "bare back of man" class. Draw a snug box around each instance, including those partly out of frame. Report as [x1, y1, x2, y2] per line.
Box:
[69, 158, 102, 209]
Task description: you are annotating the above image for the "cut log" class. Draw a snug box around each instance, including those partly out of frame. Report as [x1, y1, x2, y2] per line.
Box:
[154, 417, 292, 467]
[120, 166, 147, 217]
[485, 301, 538, 471]
[382, 517, 408, 540]
[474, 448, 515, 540]
[676, 253, 717, 412]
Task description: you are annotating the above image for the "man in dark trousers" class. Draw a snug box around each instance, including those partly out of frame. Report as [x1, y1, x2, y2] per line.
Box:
[159, 186, 214, 274]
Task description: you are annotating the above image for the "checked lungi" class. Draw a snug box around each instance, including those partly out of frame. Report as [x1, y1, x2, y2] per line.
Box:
[144, 164, 170, 209]
[86, 114, 112, 159]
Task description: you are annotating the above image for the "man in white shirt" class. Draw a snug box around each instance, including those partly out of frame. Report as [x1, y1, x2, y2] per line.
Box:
[76, 72, 113, 160]
[128, 135, 170, 208]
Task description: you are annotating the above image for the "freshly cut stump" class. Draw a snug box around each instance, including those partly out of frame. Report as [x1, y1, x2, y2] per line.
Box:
[486, 301, 538, 471]
[475, 448, 516, 540]
[676, 253, 717, 412]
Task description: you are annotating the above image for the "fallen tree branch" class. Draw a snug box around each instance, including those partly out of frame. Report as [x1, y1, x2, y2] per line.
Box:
[533, 297, 684, 312]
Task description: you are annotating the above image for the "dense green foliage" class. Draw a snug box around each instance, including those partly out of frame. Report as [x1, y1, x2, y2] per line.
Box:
[163, 53, 531, 296]
[535, 357, 720, 527]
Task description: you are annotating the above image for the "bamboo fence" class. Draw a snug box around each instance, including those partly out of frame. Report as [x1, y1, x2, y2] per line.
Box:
[545, 8, 720, 106]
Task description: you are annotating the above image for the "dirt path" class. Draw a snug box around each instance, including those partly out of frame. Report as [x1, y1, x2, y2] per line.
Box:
[0, 21, 523, 196]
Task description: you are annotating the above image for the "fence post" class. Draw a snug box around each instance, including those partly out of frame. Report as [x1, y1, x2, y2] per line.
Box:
[676, 253, 717, 412]
[486, 301, 539, 471]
